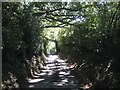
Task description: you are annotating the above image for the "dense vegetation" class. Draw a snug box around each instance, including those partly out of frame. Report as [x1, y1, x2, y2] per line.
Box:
[2, 2, 120, 89]
[2, 2, 44, 89]
[58, 2, 120, 88]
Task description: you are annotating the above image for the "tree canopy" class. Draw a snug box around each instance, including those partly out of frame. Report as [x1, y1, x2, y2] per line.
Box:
[2, 1, 120, 89]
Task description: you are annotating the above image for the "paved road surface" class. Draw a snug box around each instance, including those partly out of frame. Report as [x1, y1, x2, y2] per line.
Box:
[28, 55, 82, 89]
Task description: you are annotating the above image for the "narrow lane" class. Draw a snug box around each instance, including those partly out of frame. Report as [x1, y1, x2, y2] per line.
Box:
[28, 55, 82, 89]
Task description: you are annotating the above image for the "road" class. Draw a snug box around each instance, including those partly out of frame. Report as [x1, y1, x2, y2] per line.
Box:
[28, 55, 83, 89]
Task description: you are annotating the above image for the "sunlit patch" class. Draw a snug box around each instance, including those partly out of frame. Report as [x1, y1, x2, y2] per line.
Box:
[59, 75, 64, 77]
[43, 66, 50, 70]
[65, 71, 70, 75]
[48, 71, 53, 75]
[60, 63, 67, 65]
[59, 71, 66, 75]
[58, 66, 70, 70]
[41, 70, 52, 72]
[57, 66, 63, 68]
[57, 68, 63, 71]
[57, 59, 65, 63]
[49, 66, 59, 69]
[61, 78, 68, 83]
[65, 67, 70, 70]
[34, 72, 47, 76]
[80, 83, 93, 90]
[34, 72, 39, 75]
[32, 75, 40, 78]
[54, 78, 68, 86]
[48, 55, 58, 60]
[28, 78, 45, 83]
[59, 71, 70, 76]
[29, 85, 35, 88]
[56, 83, 64, 86]
[47, 64, 55, 67]
[68, 75, 74, 78]
[55, 82, 65, 86]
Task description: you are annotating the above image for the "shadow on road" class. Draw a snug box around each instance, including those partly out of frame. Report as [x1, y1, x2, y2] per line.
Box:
[28, 55, 82, 89]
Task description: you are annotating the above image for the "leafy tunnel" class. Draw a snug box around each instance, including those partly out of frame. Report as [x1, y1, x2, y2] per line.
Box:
[1, 1, 120, 89]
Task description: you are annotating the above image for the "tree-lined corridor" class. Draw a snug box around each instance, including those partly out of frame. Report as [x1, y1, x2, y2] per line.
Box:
[2, 1, 120, 89]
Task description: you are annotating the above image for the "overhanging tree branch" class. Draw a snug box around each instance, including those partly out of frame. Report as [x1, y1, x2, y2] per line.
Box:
[33, 7, 81, 16]
[45, 16, 76, 26]
[45, 7, 82, 13]
[50, 14, 78, 17]
[41, 25, 65, 28]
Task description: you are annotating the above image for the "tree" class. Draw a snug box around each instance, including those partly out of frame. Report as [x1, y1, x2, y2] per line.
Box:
[2, 2, 43, 88]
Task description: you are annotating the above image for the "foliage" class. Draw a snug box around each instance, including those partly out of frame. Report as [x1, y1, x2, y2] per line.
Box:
[2, 2, 43, 89]
[58, 2, 120, 88]
[2, 1, 120, 89]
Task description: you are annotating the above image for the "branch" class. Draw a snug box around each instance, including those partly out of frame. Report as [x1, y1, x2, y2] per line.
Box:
[41, 25, 65, 28]
[109, 2, 120, 28]
[50, 14, 75, 20]
[33, 7, 81, 16]
[45, 16, 75, 26]
[51, 14, 78, 17]
[45, 7, 81, 13]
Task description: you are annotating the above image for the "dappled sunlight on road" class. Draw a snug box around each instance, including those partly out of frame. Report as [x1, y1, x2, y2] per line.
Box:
[28, 78, 45, 84]
[28, 55, 81, 89]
